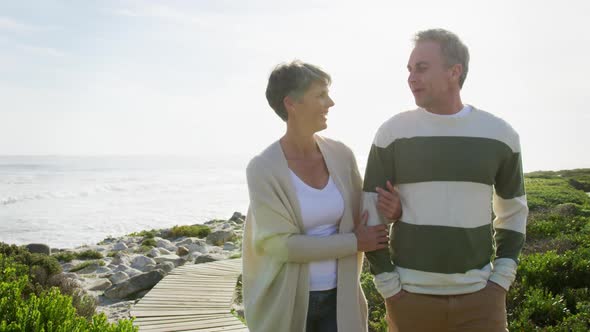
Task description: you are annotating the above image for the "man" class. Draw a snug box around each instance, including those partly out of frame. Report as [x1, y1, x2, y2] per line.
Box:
[363, 28, 528, 331]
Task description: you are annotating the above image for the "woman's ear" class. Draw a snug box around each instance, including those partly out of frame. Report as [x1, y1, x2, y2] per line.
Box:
[283, 95, 296, 115]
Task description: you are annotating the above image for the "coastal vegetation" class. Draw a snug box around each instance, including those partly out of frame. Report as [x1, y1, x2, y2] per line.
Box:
[0, 245, 136, 331]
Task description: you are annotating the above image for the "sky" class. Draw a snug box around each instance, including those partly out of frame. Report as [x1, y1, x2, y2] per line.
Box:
[1, 0, 589, 172]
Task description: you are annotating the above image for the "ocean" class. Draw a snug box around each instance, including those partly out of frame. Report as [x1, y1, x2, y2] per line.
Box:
[0, 155, 250, 248]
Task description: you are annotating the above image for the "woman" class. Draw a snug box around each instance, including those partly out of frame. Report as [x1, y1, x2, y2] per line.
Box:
[242, 60, 395, 332]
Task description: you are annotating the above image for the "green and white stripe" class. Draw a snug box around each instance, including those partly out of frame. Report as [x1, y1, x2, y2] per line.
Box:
[363, 107, 528, 296]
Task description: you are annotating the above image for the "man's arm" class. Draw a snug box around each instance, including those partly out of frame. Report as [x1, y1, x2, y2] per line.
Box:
[363, 140, 402, 298]
[490, 133, 528, 291]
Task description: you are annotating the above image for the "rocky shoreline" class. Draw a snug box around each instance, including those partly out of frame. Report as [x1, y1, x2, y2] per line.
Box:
[47, 212, 245, 322]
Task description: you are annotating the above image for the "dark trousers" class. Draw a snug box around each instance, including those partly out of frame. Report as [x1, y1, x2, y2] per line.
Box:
[306, 288, 338, 332]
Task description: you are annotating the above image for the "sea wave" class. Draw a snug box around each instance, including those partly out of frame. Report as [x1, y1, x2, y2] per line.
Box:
[0, 183, 166, 206]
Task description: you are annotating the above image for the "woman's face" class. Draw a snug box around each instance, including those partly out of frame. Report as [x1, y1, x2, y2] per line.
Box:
[290, 81, 335, 133]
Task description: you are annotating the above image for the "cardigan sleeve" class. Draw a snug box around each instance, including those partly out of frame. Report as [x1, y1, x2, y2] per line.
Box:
[246, 157, 358, 264]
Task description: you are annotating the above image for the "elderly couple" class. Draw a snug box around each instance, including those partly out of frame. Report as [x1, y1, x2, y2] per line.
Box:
[242, 28, 528, 332]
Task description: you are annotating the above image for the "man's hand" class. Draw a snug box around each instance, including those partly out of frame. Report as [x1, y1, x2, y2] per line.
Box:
[376, 181, 402, 222]
[354, 210, 389, 252]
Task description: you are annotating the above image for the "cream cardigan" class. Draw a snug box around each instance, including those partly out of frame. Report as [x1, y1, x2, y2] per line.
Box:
[242, 135, 368, 332]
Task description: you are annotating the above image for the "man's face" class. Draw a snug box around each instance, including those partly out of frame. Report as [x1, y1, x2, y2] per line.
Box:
[407, 40, 454, 110]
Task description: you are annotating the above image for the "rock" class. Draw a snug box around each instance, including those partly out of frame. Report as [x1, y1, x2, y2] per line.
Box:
[95, 266, 112, 274]
[156, 238, 177, 251]
[113, 265, 143, 278]
[553, 203, 579, 217]
[113, 242, 128, 251]
[195, 253, 225, 264]
[131, 255, 156, 270]
[89, 279, 112, 291]
[109, 271, 129, 284]
[187, 243, 208, 254]
[223, 242, 239, 251]
[63, 272, 81, 280]
[26, 243, 51, 255]
[176, 246, 189, 256]
[154, 254, 185, 267]
[103, 270, 165, 300]
[206, 230, 236, 246]
[229, 211, 244, 223]
[62, 263, 75, 272]
[147, 248, 160, 258]
[187, 252, 202, 261]
[221, 223, 232, 230]
[140, 264, 156, 272]
[111, 253, 132, 266]
[208, 246, 223, 254]
[75, 262, 102, 274]
[176, 237, 205, 246]
[156, 261, 175, 274]
[158, 248, 172, 255]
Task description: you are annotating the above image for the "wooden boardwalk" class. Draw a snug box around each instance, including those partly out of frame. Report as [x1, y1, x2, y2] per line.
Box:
[131, 258, 248, 332]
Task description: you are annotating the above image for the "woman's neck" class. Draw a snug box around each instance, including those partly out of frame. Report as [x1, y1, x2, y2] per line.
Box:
[280, 129, 320, 160]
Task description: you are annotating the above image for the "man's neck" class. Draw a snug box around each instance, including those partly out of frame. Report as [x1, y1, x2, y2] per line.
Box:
[424, 95, 464, 115]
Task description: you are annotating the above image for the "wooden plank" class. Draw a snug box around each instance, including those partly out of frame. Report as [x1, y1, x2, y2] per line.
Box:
[132, 259, 247, 331]
[131, 309, 228, 317]
[136, 316, 242, 330]
[134, 314, 233, 323]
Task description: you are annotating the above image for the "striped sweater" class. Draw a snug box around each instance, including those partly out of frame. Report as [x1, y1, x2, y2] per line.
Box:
[362, 106, 528, 298]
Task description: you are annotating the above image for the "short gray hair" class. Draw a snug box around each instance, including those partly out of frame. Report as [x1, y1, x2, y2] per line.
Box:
[414, 29, 470, 88]
[265, 60, 331, 121]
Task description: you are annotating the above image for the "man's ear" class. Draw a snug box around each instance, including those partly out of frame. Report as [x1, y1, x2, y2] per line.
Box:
[449, 63, 463, 84]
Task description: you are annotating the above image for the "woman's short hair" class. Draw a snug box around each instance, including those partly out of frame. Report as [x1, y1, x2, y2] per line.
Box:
[414, 29, 470, 88]
[265, 60, 331, 121]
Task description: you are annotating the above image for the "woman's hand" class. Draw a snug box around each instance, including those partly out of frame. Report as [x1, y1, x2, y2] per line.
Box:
[376, 180, 402, 222]
[354, 210, 389, 252]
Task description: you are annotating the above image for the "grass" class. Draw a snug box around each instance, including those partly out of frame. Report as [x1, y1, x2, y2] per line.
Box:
[52, 249, 103, 262]
[167, 225, 211, 239]
[69, 260, 105, 273]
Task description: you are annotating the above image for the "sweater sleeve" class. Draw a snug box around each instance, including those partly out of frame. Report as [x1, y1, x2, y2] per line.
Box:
[489, 133, 528, 291]
[362, 136, 401, 298]
[246, 157, 357, 264]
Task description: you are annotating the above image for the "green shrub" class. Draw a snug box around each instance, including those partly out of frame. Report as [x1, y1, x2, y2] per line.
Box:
[518, 249, 590, 296]
[135, 245, 153, 254]
[141, 238, 157, 248]
[527, 216, 590, 240]
[0, 254, 137, 331]
[167, 225, 211, 239]
[76, 249, 104, 260]
[0, 242, 62, 296]
[53, 251, 76, 262]
[525, 178, 590, 212]
[128, 229, 158, 238]
[361, 270, 388, 332]
[510, 288, 570, 329]
[47, 273, 97, 319]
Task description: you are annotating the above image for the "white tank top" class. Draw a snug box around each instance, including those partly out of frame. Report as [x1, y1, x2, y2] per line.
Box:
[289, 169, 344, 291]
